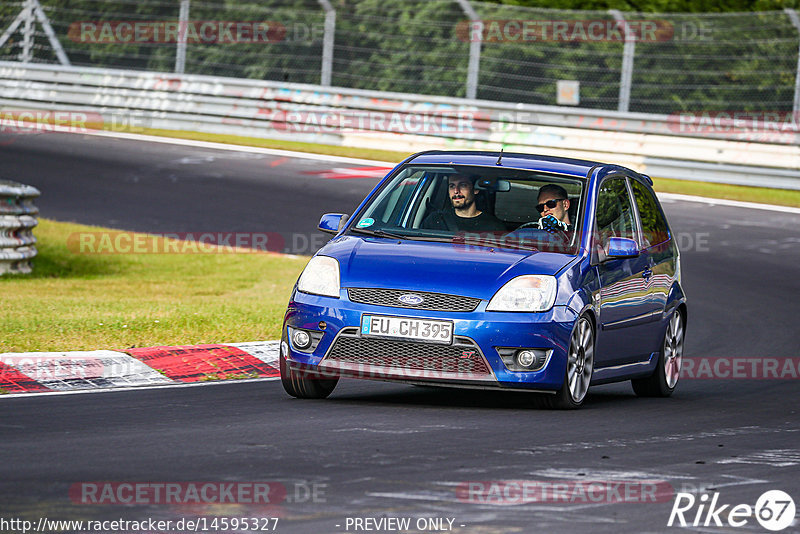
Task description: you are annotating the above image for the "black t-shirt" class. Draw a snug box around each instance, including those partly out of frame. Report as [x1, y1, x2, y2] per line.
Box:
[421, 210, 507, 232]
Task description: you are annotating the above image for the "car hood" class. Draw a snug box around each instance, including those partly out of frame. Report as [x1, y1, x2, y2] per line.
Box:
[319, 236, 575, 300]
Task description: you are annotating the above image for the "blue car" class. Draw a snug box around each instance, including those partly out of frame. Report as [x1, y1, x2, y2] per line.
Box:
[280, 151, 686, 408]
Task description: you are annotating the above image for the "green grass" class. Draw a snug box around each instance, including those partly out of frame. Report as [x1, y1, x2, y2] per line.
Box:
[136, 128, 800, 208]
[651, 177, 800, 208]
[0, 219, 307, 353]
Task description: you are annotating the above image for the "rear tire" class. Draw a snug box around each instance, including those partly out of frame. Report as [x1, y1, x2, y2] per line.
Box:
[280, 351, 338, 399]
[538, 316, 594, 410]
[632, 309, 684, 397]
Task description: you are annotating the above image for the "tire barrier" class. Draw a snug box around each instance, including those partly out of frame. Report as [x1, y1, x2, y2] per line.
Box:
[0, 180, 39, 275]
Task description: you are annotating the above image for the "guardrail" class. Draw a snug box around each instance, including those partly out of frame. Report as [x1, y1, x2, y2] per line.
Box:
[0, 180, 39, 275]
[1, 61, 799, 189]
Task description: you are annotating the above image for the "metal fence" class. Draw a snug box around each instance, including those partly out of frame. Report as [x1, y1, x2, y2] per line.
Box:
[3, 61, 798, 189]
[1, 0, 799, 115]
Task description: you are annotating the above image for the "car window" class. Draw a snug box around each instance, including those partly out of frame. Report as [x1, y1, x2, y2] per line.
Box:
[359, 168, 432, 227]
[495, 181, 539, 223]
[595, 177, 636, 249]
[351, 165, 586, 254]
[495, 180, 582, 224]
[630, 179, 670, 248]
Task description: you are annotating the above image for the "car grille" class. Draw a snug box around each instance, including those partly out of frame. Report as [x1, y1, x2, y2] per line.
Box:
[323, 329, 491, 376]
[347, 288, 480, 312]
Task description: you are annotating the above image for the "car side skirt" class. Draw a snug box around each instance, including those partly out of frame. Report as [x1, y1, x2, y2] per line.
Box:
[591, 352, 659, 384]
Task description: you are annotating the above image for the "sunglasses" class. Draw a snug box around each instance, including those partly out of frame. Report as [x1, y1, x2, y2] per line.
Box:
[535, 198, 566, 213]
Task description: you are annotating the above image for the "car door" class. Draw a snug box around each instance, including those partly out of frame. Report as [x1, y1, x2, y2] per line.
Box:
[630, 178, 677, 355]
[592, 177, 656, 366]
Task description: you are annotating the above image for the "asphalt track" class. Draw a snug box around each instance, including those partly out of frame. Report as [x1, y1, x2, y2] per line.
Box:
[1, 132, 799, 533]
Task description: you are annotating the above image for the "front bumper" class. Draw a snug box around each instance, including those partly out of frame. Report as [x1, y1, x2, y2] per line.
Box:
[282, 289, 579, 392]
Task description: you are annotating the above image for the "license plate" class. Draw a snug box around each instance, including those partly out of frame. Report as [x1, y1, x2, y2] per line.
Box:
[360, 315, 453, 344]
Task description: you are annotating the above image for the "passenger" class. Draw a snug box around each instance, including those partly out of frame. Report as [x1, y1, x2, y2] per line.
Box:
[421, 174, 506, 232]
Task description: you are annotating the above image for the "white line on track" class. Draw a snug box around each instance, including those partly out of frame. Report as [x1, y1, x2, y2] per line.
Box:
[74, 128, 800, 215]
[78, 128, 394, 167]
[658, 192, 800, 214]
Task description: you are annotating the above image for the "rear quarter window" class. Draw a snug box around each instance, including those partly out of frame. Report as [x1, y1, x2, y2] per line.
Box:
[631, 180, 670, 248]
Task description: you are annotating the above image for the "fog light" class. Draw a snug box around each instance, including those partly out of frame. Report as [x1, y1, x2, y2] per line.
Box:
[516, 350, 537, 368]
[292, 330, 312, 350]
[497, 347, 551, 372]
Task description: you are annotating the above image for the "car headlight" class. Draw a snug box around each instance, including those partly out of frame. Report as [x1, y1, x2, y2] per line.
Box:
[486, 275, 557, 312]
[297, 256, 340, 298]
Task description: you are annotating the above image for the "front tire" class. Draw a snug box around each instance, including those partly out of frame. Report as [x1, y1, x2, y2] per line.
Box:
[632, 309, 684, 397]
[539, 316, 594, 410]
[280, 351, 338, 399]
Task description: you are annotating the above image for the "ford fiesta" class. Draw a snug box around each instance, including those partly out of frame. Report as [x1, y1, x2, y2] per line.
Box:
[280, 151, 687, 408]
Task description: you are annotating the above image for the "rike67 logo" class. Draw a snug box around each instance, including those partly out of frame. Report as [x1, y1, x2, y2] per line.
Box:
[668, 490, 796, 531]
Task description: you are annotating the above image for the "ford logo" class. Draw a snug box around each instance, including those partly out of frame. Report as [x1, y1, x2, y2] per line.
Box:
[398, 293, 424, 305]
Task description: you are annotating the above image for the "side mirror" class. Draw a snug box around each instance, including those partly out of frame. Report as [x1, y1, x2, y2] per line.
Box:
[605, 237, 639, 259]
[318, 213, 350, 235]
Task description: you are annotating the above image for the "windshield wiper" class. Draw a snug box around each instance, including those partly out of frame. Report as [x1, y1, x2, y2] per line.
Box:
[350, 227, 410, 240]
[350, 227, 537, 248]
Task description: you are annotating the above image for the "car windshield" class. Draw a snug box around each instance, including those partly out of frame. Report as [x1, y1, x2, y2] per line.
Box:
[349, 164, 585, 254]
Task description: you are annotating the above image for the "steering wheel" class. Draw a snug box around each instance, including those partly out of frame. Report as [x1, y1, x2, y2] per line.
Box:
[517, 215, 570, 242]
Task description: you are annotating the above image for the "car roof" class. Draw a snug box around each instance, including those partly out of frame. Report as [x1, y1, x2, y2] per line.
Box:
[405, 151, 650, 183]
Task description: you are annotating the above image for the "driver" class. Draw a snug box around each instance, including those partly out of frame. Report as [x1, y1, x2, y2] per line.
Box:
[536, 184, 572, 230]
[519, 184, 573, 234]
[421, 174, 506, 232]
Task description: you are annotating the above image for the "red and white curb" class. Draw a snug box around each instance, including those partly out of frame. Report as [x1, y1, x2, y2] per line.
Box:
[0, 341, 280, 395]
